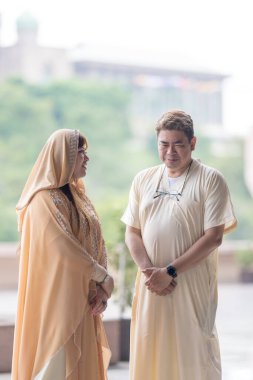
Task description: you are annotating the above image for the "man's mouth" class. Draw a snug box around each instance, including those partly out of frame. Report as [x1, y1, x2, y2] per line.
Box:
[167, 157, 178, 162]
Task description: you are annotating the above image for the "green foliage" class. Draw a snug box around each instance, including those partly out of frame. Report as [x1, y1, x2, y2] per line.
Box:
[1, 77, 253, 241]
[194, 134, 252, 240]
[96, 196, 137, 309]
[0, 78, 135, 239]
[1, 77, 253, 306]
[0, 78, 144, 307]
[235, 250, 253, 267]
[0, 79, 58, 239]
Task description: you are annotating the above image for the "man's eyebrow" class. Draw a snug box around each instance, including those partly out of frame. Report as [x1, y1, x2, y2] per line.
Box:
[159, 140, 184, 144]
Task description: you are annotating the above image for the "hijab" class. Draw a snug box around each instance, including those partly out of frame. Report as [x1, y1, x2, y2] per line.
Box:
[16, 129, 79, 231]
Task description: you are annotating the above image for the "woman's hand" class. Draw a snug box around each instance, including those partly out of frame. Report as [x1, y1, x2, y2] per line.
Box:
[100, 274, 114, 298]
[89, 286, 108, 315]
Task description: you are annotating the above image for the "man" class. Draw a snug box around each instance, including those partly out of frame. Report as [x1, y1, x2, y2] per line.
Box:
[121, 110, 237, 380]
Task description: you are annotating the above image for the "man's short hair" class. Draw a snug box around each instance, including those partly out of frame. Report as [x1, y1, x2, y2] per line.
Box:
[155, 110, 194, 142]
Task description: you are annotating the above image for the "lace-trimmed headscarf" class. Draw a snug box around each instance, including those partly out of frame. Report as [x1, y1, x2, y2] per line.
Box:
[16, 129, 80, 231]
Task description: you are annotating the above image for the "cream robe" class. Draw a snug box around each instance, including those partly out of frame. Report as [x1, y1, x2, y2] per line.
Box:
[121, 159, 236, 380]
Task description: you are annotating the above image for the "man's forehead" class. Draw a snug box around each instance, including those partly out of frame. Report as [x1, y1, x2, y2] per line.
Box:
[158, 130, 188, 142]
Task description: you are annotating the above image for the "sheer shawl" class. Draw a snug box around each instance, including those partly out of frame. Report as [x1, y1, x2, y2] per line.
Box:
[12, 129, 110, 379]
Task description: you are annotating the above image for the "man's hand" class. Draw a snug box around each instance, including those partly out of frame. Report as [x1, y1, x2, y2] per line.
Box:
[142, 267, 177, 295]
[155, 280, 177, 296]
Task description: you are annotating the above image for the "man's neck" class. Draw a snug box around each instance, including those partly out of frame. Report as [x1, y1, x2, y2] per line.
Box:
[166, 159, 193, 178]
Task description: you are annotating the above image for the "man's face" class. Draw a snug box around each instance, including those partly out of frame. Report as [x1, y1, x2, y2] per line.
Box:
[157, 129, 196, 174]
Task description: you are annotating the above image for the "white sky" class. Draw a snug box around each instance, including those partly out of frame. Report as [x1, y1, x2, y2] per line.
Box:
[1, 0, 253, 136]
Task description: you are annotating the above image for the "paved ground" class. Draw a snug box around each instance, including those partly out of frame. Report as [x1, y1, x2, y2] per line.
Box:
[0, 363, 130, 380]
[108, 362, 129, 380]
[1, 283, 253, 379]
[216, 284, 253, 380]
[0, 363, 129, 380]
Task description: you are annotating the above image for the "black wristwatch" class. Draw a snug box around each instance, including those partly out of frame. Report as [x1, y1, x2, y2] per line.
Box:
[166, 265, 177, 278]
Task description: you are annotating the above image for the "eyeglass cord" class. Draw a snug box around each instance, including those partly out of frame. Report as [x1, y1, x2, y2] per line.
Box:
[153, 159, 193, 201]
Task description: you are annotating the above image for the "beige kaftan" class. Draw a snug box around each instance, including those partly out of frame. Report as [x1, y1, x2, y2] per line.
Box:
[121, 159, 236, 380]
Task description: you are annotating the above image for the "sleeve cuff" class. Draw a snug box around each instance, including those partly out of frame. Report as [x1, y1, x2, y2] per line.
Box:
[91, 263, 107, 282]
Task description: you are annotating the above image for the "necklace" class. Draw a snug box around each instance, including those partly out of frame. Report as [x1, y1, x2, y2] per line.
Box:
[153, 160, 193, 201]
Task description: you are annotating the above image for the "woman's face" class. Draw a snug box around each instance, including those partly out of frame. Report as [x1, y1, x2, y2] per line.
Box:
[73, 147, 89, 179]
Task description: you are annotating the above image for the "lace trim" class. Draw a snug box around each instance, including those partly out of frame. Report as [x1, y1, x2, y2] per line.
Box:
[101, 242, 108, 269]
[50, 189, 80, 246]
[49, 188, 107, 281]
[80, 214, 89, 236]
[67, 129, 79, 181]
[79, 198, 101, 261]
[50, 188, 71, 213]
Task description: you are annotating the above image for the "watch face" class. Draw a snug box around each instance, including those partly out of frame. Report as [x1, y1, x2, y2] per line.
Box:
[167, 265, 177, 278]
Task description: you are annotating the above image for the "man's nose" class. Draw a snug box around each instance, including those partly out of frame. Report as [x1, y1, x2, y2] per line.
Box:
[166, 144, 176, 154]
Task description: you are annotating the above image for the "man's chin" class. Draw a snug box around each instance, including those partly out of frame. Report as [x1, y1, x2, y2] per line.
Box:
[165, 160, 179, 167]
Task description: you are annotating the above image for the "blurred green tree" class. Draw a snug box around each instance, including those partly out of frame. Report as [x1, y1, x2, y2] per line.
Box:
[96, 196, 137, 312]
[1, 77, 253, 305]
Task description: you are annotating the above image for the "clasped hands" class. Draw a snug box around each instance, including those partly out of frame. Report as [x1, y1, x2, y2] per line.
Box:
[142, 267, 177, 296]
[89, 285, 108, 315]
[90, 274, 114, 315]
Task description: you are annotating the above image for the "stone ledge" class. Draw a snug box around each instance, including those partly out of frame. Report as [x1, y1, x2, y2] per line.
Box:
[0, 319, 130, 373]
[0, 241, 247, 290]
[0, 324, 13, 373]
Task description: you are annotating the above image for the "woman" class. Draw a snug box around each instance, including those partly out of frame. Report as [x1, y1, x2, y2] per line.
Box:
[11, 129, 114, 379]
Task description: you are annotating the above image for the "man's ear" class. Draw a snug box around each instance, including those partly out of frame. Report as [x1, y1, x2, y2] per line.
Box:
[191, 136, 197, 151]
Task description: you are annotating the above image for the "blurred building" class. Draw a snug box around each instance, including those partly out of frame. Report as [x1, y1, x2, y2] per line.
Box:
[0, 12, 72, 82]
[71, 44, 226, 128]
[0, 12, 227, 128]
